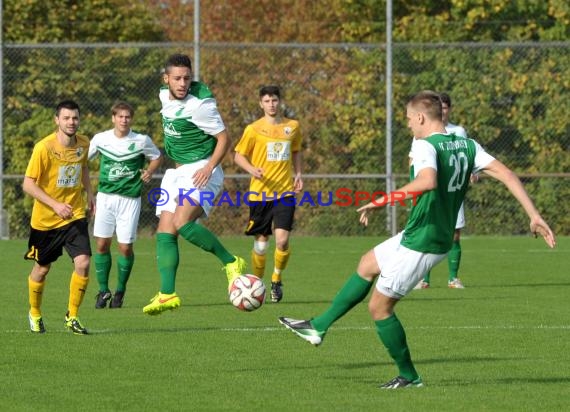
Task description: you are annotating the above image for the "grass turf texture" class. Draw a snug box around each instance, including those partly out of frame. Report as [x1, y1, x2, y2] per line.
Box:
[0, 236, 568, 411]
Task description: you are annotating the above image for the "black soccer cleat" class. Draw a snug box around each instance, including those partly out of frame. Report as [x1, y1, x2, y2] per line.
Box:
[109, 291, 125, 308]
[271, 281, 283, 303]
[95, 291, 112, 309]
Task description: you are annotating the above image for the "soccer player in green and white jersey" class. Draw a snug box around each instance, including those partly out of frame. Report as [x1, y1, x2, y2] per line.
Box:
[416, 92, 470, 289]
[143, 53, 246, 315]
[89, 101, 162, 309]
[278, 90, 555, 389]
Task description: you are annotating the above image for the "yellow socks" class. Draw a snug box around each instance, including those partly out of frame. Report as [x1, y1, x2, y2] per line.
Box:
[68, 272, 89, 317]
[251, 249, 267, 278]
[271, 248, 290, 283]
[28, 277, 45, 317]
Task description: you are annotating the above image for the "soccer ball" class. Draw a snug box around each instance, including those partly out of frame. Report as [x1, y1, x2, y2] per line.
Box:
[229, 274, 266, 312]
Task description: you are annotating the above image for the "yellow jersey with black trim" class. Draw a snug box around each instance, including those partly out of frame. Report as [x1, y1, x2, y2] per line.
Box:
[25, 132, 90, 230]
[235, 117, 302, 201]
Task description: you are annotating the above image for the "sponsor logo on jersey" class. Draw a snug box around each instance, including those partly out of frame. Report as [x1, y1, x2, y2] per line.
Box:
[266, 141, 291, 161]
[108, 164, 135, 181]
[164, 122, 182, 138]
[57, 164, 81, 187]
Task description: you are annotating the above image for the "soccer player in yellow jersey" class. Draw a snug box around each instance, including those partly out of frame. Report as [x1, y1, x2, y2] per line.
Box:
[23, 100, 95, 335]
[234, 86, 303, 302]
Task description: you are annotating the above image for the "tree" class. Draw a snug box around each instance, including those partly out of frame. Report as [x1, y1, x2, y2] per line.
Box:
[2, 0, 166, 237]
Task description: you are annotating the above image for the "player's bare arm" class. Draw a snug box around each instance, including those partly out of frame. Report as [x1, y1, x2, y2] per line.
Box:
[481, 159, 556, 248]
[192, 129, 230, 188]
[234, 151, 264, 179]
[292, 151, 303, 192]
[23, 176, 74, 219]
[81, 164, 95, 217]
[357, 167, 436, 226]
[140, 157, 162, 183]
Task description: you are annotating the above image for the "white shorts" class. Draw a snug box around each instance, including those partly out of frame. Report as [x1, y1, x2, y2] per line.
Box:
[455, 203, 465, 229]
[155, 160, 224, 218]
[93, 192, 141, 244]
[373, 232, 446, 299]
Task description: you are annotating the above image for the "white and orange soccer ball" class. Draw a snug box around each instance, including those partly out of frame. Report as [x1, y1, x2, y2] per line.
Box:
[229, 274, 266, 312]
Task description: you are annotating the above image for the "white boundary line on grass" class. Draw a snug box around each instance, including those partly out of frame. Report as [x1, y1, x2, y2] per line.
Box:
[4, 324, 570, 334]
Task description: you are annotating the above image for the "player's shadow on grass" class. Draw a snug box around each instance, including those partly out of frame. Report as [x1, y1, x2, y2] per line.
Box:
[494, 376, 570, 384]
[407, 296, 510, 302]
[438, 375, 570, 386]
[333, 356, 513, 371]
[415, 355, 519, 365]
[474, 282, 570, 288]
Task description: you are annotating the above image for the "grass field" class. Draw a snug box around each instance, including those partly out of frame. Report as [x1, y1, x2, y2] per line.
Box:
[1, 236, 568, 411]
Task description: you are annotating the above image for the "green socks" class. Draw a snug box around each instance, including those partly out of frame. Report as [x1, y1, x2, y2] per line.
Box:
[116, 254, 134, 293]
[95, 252, 135, 293]
[94, 252, 112, 292]
[178, 221, 234, 265]
[375, 314, 419, 381]
[448, 240, 461, 281]
[423, 240, 461, 284]
[157, 233, 179, 294]
[311, 273, 372, 332]
[157, 223, 236, 294]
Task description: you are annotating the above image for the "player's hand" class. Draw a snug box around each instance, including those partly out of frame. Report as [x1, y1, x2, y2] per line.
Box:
[53, 202, 73, 220]
[358, 208, 370, 227]
[357, 200, 386, 227]
[192, 165, 213, 188]
[294, 176, 303, 193]
[89, 197, 96, 217]
[530, 216, 556, 248]
[357, 203, 375, 226]
[251, 167, 264, 180]
[140, 169, 152, 183]
[470, 174, 479, 184]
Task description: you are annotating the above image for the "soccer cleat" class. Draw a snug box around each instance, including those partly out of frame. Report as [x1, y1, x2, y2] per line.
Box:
[414, 280, 430, 290]
[379, 376, 424, 389]
[278, 317, 326, 346]
[109, 291, 125, 308]
[29, 313, 46, 334]
[270, 281, 283, 303]
[224, 256, 247, 290]
[142, 292, 181, 315]
[95, 291, 112, 309]
[448, 278, 465, 289]
[64, 312, 88, 335]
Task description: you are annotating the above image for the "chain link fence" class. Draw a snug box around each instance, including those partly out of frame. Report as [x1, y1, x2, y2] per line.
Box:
[2, 42, 569, 238]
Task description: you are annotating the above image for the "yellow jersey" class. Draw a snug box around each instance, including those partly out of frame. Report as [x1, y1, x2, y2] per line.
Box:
[25, 132, 90, 230]
[235, 117, 302, 201]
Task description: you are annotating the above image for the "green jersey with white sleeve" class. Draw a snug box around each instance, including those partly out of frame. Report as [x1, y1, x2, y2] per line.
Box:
[402, 133, 494, 254]
[88, 129, 161, 198]
[159, 82, 226, 164]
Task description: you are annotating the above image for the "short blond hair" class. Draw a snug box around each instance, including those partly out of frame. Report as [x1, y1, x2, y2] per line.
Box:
[407, 90, 442, 121]
[111, 101, 134, 117]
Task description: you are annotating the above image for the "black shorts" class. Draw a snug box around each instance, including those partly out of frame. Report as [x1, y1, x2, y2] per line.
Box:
[245, 198, 295, 236]
[24, 219, 92, 266]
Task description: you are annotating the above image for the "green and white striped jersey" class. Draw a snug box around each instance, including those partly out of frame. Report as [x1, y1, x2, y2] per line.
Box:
[403, 133, 494, 254]
[159, 82, 226, 164]
[88, 129, 161, 198]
